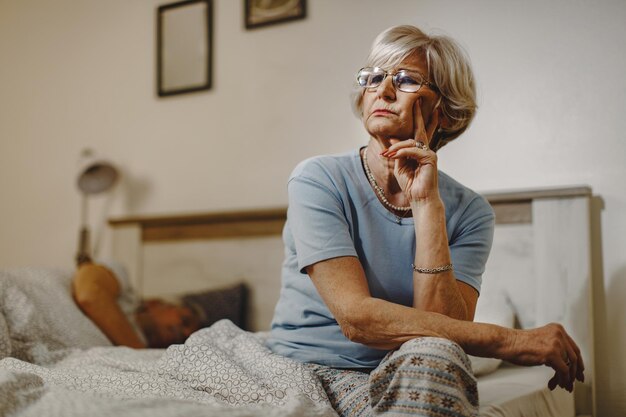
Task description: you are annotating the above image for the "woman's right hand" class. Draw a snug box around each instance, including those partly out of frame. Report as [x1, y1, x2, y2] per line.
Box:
[504, 324, 585, 392]
[384, 98, 441, 203]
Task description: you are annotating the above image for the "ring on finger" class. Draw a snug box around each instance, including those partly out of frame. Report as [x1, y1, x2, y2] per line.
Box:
[415, 141, 427, 150]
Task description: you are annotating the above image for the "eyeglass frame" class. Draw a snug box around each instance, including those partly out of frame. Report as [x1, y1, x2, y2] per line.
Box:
[356, 66, 438, 94]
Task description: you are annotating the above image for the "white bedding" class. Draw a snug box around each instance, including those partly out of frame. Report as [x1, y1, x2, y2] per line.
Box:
[478, 363, 575, 417]
[0, 320, 575, 417]
[0, 320, 336, 417]
[0, 267, 577, 417]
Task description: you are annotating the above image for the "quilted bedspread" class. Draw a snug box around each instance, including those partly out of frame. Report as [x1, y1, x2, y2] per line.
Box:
[0, 320, 337, 417]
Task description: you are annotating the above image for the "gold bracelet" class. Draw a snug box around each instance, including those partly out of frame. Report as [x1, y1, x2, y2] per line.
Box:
[411, 263, 453, 274]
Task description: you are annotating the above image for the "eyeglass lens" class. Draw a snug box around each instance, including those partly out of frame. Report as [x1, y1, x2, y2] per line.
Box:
[357, 68, 423, 93]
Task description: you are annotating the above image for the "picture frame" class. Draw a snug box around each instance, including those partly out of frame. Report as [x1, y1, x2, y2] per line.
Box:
[244, 0, 306, 29]
[157, 0, 212, 97]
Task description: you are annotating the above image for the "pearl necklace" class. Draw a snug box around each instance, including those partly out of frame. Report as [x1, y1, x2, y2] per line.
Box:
[361, 147, 411, 212]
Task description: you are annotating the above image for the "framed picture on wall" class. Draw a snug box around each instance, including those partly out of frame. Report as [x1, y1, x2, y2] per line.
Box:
[157, 0, 212, 97]
[244, 0, 306, 29]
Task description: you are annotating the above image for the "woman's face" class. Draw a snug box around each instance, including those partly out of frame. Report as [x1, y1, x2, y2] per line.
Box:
[361, 52, 441, 144]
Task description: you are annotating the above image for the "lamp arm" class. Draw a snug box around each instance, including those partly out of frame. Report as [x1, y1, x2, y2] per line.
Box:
[76, 194, 92, 266]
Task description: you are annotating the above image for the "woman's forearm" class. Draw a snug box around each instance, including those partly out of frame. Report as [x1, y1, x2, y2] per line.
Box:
[309, 256, 583, 391]
[343, 296, 510, 357]
[343, 294, 584, 393]
[411, 198, 469, 319]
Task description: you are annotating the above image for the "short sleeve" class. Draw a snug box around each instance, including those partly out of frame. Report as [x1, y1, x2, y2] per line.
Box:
[448, 197, 495, 293]
[287, 175, 358, 274]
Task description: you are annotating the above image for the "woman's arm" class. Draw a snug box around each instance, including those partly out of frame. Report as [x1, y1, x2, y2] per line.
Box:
[307, 255, 584, 392]
[72, 263, 146, 348]
[384, 102, 480, 321]
[411, 198, 476, 320]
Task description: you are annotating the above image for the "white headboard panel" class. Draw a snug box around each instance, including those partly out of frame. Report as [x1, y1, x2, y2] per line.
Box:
[482, 223, 536, 328]
[480, 192, 595, 415]
[142, 236, 284, 331]
[533, 196, 595, 415]
[109, 186, 596, 416]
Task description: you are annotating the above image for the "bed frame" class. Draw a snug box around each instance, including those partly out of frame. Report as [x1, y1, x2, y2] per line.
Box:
[109, 186, 596, 416]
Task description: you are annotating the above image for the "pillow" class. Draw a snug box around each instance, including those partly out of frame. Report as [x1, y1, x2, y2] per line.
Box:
[0, 267, 112, 364]
[0, 313, 9, 360]
[181, 282, 248, 329]
[134, 283, 248, 348]
[469, 282, 515, 377]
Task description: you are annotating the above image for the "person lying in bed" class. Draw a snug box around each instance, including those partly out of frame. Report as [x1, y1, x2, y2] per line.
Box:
[265, 24, 584, 417]
[72, 261, 203, 349]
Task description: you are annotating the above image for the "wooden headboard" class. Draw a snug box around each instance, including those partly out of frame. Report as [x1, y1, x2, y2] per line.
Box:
[109, 186, 595, 416]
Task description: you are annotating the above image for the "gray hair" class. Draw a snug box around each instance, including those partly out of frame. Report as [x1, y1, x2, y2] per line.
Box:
[352, 25, 477, 150]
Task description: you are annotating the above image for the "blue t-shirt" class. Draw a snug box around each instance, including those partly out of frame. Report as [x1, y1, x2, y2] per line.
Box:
[266, 148, 495, 369]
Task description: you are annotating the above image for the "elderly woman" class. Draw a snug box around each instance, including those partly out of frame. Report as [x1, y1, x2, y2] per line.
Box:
[266, 25, 583, 416]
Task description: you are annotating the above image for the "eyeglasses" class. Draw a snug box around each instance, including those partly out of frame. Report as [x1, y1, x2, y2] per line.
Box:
[356, 67, 436, 93]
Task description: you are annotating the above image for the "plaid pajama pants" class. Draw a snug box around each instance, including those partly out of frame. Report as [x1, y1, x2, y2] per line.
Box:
[308, 337, 478, 417]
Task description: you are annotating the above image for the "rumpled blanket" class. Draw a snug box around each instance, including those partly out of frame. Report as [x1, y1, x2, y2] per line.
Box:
[0, 320, 337, 417]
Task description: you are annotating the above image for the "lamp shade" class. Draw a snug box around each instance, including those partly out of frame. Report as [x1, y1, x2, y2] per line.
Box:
[77, 159, 119, 195]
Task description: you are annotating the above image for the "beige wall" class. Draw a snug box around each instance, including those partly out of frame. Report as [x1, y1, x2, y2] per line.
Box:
[0, 0, 624, 415]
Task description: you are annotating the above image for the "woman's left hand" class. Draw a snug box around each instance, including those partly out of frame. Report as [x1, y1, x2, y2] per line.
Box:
[381, 98, 440, 203]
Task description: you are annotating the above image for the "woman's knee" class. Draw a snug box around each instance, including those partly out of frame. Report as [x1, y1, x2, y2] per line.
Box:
[397, 337, 471, 370]
[369, 337, 479, 415]
[372, 337, 477, 397]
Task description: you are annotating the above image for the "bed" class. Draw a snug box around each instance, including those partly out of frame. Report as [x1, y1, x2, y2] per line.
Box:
[0, 186, 596, 416]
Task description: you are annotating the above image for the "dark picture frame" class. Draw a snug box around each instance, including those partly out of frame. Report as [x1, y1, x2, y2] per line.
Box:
[244, 0, 306, 29]
[157, 0, 212, 97]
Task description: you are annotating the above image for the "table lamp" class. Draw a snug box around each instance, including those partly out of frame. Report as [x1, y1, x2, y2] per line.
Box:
[75, 150, 119, 266]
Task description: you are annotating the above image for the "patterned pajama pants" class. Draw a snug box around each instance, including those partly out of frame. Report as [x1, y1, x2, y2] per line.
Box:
[309, 337, 478, 417]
